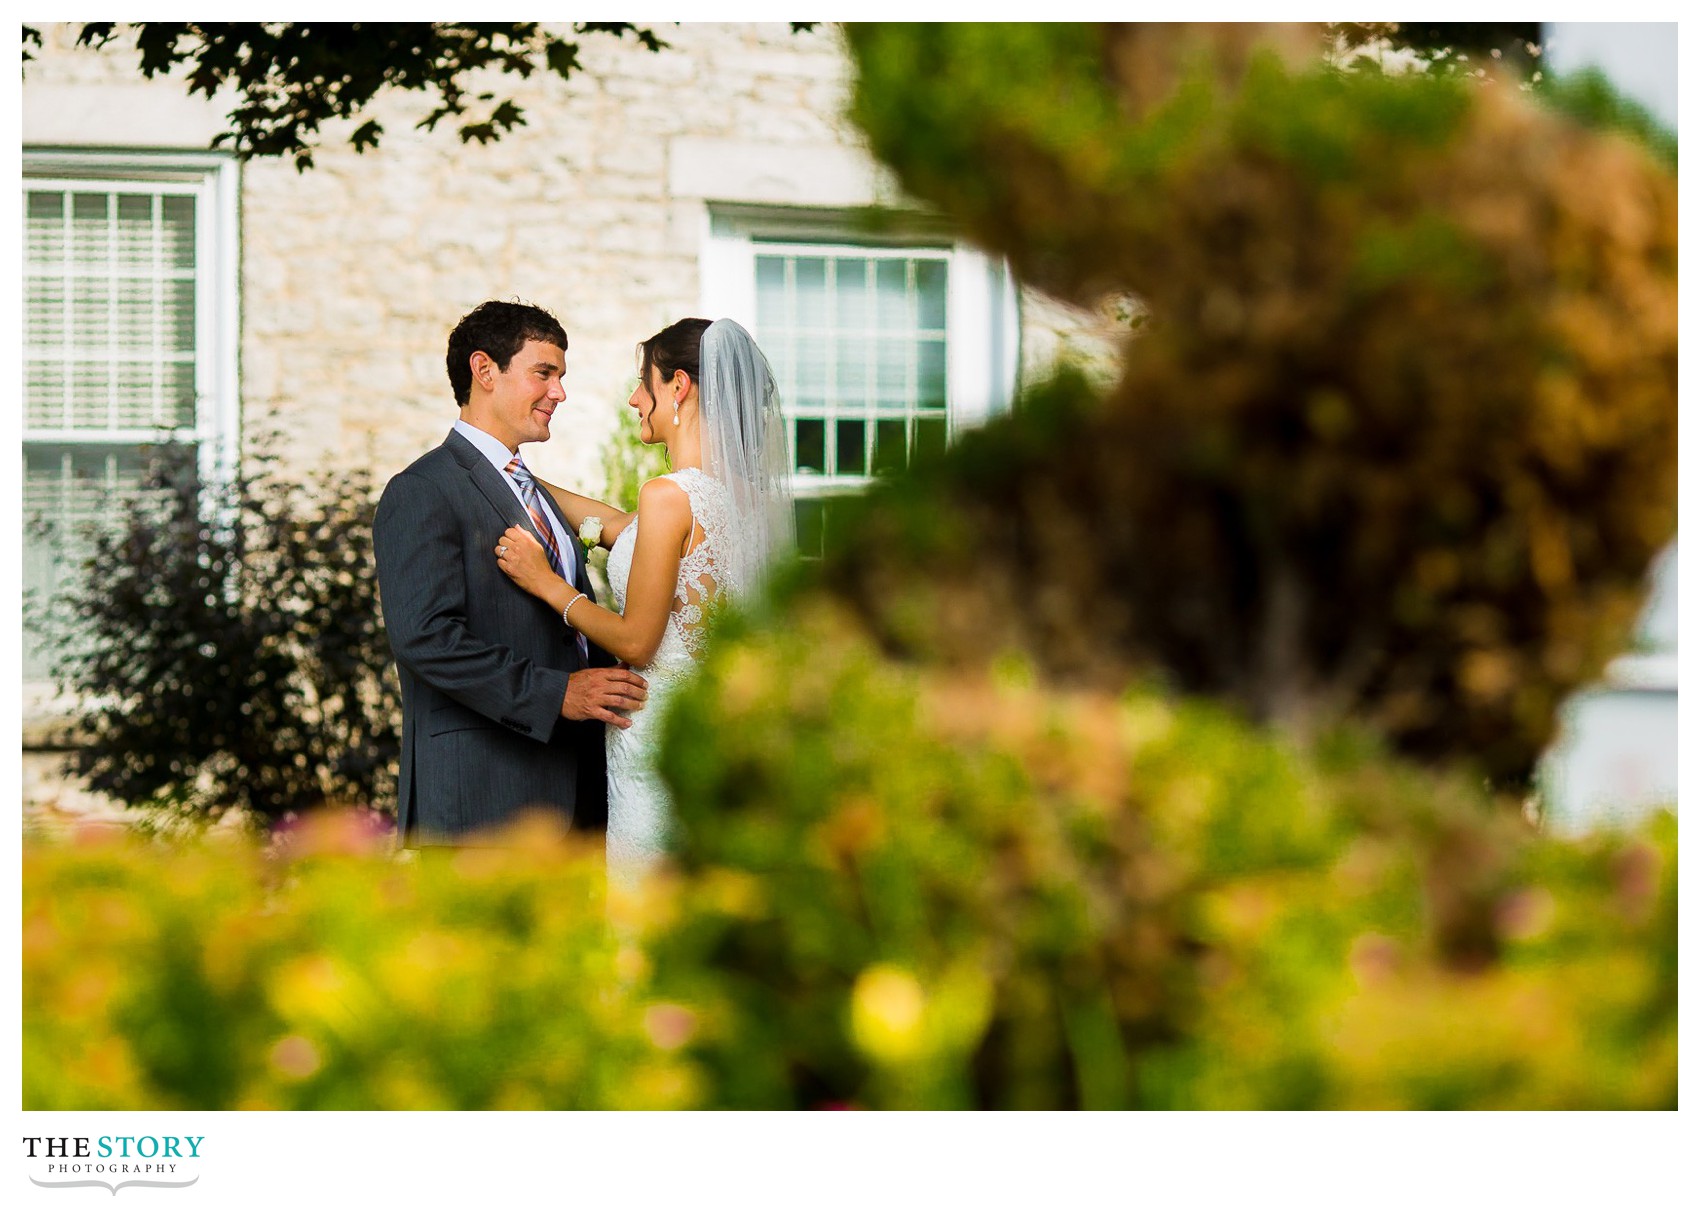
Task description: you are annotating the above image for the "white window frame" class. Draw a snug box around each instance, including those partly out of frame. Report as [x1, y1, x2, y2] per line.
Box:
[701, 205, 1020, 502]
[23, 150, 242, 486]
[22, 150, 241, 699]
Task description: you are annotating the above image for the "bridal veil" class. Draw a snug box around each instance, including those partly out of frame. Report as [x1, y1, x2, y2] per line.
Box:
[696, 318, 795, 594]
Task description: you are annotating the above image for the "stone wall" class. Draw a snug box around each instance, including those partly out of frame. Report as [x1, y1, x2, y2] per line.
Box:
[25, 23, 1111, 493]
[239, 23, 886, 491]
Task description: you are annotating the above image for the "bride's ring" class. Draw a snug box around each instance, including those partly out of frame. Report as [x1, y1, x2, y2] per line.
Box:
[497, 545, 507, 556]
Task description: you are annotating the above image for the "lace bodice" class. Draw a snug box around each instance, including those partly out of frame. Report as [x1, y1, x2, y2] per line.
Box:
[602, 468, 736, 881]
[605, 467, 736, 673]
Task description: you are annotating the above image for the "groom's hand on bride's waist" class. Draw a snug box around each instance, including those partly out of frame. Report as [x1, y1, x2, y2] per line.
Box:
[561, 667, 649, 728]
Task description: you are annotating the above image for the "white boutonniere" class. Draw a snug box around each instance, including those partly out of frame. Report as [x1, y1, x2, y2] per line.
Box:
[579, 516, 603, 548]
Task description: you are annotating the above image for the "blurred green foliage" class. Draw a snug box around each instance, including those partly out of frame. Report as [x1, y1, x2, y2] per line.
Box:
[1534, 67, 1678, 168]
[641, 605, 1674, 1108]
[24, 727, 1673, 1110]
[23, 816, 691, 1110]
[839, 25, 1677, 787]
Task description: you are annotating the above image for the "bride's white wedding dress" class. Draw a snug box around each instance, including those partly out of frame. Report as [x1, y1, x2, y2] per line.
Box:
[603, 466, 738, 880]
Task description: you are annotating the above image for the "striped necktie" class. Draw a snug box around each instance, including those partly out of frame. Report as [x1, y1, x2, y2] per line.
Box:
[506, 455, 588, 662]
[505, 456, 565, 579]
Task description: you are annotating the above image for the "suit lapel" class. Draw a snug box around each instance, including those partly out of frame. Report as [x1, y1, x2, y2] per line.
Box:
[443, 430, 568, 571]
[446, 430, 530, 532]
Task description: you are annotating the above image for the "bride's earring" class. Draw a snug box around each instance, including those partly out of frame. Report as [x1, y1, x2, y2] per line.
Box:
[672, 395, 681, 426]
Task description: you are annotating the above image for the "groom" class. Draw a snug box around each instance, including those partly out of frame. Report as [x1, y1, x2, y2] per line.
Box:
[374, 300, 647, 846]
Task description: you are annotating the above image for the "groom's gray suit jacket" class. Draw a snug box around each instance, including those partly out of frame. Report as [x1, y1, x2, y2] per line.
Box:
[373, 428, 609, 844]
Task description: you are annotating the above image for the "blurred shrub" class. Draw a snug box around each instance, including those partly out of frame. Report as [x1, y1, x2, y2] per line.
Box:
[23, 638, 1674, 1110]
[644, 604, 1675, 1109]
[42, 445, 400, 827]
[1535, 67, 1678, 168]
[22, 815, 689, 1110]
[836, 25, 1677, 786]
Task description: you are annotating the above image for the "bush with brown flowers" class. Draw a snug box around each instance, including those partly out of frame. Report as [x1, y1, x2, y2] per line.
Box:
[640, 605, 1674, 1109]
[834, 24, 1677, 786]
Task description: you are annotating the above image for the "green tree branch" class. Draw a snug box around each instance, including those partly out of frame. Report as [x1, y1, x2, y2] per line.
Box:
[24, 22, 820, 170]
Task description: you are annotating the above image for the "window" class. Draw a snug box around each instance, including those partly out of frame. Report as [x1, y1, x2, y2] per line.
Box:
[22, 153, 239, 683]
[703, 209, 1018, 556]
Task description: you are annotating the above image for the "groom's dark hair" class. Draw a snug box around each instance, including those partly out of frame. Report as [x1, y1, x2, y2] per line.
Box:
[446, 300, 569, 406]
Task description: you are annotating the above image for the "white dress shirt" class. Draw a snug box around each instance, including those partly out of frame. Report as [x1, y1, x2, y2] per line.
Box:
[453, 419, 580, 585]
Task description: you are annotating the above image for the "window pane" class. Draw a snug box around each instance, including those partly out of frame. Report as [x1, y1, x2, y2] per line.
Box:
[835, 335, 869, 402]
[22, 442, 161, 679]
[71, 193, 110, 263]
[917, 259, 948, 330]
[794, 257, 828, 328]
[794, 417, 825, 473]
[161, 278, 197, 348]
[161, 195, 196, 270]
[114, 278, 156, 347]
[794, 333, 829, 407]
[876, 259, 909, 331]
[835, 419, 866, 476]
[25, 276, 65, 346]
[914, 416, 947, 465]
[26, 192, 66, 265]
[115, 193, 154, 264]
[835, 258, 871, 329]
[918, 338, 947, 409]
[873, 418, 907, 476]
[767, 333, 796, 401]
[755, 256, 788, 331]
[68, 362, 114, 430]
[115, 361, 156, 429]
[25, 361, 62, 429]
[70, 275, 111, 345]
[162, 360, 197, 428]
[875, 347, 908, 408]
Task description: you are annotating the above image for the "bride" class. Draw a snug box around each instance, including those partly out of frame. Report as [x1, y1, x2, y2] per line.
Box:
[494, 317, 792, 879]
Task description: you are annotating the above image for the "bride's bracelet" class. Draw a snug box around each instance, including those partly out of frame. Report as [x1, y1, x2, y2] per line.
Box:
[562, 592, 586, 628]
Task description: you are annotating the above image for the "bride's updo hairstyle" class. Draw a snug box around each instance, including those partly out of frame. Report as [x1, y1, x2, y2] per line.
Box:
[638, 318, 713, 406]
[638, 315, 794, 593]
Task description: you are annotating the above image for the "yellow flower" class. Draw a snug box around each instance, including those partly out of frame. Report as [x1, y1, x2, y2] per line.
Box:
[851, 964, 926, 1064]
